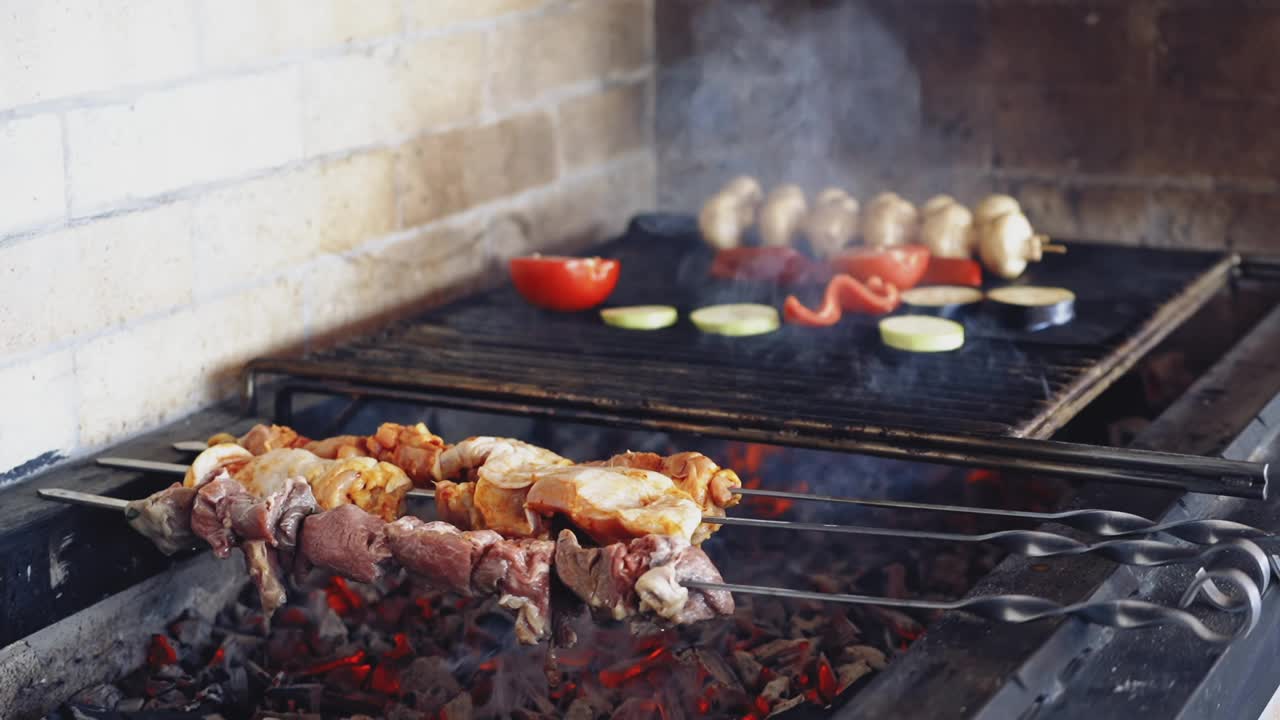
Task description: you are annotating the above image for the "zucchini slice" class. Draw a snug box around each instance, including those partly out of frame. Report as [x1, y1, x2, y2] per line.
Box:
[879, 315, 965, 352]
[690, 303, 780, 337]
[600, 305, 679, 330]
[900, 286, 984, 318]
[987, 286, 1075, 331]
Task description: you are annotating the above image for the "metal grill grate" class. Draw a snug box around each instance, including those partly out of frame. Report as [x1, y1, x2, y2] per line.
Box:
[250, 216, 1235, 444]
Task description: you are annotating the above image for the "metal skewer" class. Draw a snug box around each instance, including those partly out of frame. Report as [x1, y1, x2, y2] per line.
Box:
[36, 487, 1264, 645]
[92, 456, 1274, 584]
[684, 568, 1262, 645]
[109, 456, 1274, 544]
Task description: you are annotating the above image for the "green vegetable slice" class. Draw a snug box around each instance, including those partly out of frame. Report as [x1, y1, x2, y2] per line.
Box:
[600, 305, 679, 330]
[879, 315, 965, 352]
[690, 303, 780, 337]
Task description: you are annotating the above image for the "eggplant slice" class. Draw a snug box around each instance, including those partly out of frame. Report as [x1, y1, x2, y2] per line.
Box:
[900, 286, 984, 318]
[986, 286, 1075, 331]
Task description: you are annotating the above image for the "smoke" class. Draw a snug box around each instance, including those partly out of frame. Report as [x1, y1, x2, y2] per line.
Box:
[660, 1, 922, 207]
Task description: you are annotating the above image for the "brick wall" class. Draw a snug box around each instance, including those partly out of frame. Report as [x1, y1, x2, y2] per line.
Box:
[0, 0, 656, 481]
[656, 0, 1280, 254]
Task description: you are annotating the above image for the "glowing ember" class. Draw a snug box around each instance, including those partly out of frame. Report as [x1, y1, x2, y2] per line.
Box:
[599, 646, 671, 688]
[325, 576, 364, 614]
[299, 649, 367, 676]
[817, 658, 838, 703]
[146, 635, 177, 669]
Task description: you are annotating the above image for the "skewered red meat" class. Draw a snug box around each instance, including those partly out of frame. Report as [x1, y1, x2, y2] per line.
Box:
[300, 503, 393, 585]
[555, 529, 734, 624]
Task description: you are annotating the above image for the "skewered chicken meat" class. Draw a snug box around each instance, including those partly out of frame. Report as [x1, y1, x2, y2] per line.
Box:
[524, 465, 703, 545]
[207, 422, 446, 486]
[589, 451, 742, 543]
[433, 436, 572, 538]
[555, 530, 734, 623]
[185, 446, 413, 522]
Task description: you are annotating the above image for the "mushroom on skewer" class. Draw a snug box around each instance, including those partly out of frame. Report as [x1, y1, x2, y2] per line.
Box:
[861, 192, 919, 249]
[758, 184, 808, 247]
[803, 188, 860, 258]
[977, 210, 1065, 280]
[919, 195, 976, 259]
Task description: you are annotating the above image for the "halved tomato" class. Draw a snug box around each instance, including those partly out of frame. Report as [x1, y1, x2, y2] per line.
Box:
[829, 245, 931, 291]
[509, 255, 620, 311]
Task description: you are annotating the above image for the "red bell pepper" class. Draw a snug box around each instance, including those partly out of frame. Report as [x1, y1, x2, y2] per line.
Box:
[829, 245, 930, 290]
[920, 257, 983, 287]
[710, 247, 828, 285]
[783, 274, 900, 327]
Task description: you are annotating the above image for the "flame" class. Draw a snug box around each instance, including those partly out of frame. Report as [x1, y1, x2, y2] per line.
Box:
[146, 634, 177, 669]
[722, 442, 796, 517]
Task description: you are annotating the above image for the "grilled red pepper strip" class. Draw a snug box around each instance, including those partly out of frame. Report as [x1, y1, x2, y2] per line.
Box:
[920, 257, 982, 287]
[831, 274, 900, 314]
[783, 274, 900, 326]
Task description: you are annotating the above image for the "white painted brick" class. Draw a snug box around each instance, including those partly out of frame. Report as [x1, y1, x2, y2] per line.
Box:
[0, 1, 200, 110]
[199, 0, 401, 69]
[75, 308, 208, 448]
[0, 115, 66, 236]
[66, 70, 303, 214]
[300, 33, 486, 156]
[0, 204, 195, 358]
[191, 150, 397, 297]
[76, 277, 303, 447]
[304, 222, 486, 338]
[404, 0, 545, 29]
[192, 277, 306, 397]
[0, 350, 77, 477]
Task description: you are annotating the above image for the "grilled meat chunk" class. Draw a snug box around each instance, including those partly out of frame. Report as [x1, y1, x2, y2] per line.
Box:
[591, 451, 742, 543]
[437, 436, 571, 485]
[556, 530, 733, 624]
[242, 540, 289, 616]
[384, 517, 501, 595]
[299, 504, 393, 585]
[524, 465, 702, 545]
[213, 422, 446, 486]
[433, 436, 570, 538]
[190, 476, 317, 558]
[124, 484, 198, 556]
[185, 446, 412, 522]
[472, 538, 555, 644]
[385, 516, 553, 644]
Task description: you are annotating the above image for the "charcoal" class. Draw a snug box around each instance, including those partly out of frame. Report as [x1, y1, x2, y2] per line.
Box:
[312, 606, 349, 652]
[253, 713, 319, 720]
[767, 695, 806, 717]
[401, 657, 462, 712]
[265, 684, 324, 710]
[610, 698, 666, 719]
[836, 660, 873, 692]
[69, 684, 123, 710]
[385, 704, 423, 720]
[752, 638, 814, 671]
[116, 698, 146, 712]
[760, 676, 791, 704]
[440, 692, 475, 720]
[827, 612, 862, 648]
[566, 697, 603, 720]
[695, 649, 742, 691]
[789, 612, 827, 637]
[144, 688, 188, 710]
[731, 650, 763, 688]
[170, 615, 214, 649]
[843, 644, 888, 671]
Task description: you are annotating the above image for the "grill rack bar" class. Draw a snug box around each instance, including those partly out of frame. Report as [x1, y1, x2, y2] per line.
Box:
[92, 456, 1277, 581]
[242, 377, 1271, 500]
[36, 487, 1268, 645]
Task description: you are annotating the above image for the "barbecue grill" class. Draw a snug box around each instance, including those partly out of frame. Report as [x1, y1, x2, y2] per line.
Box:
[5, 216, 1280, 719]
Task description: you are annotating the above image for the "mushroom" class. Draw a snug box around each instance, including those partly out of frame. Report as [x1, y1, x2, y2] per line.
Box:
[973, 194, 1022, 228]
[861, 192, 919, 249]
[722, 176, 764, 226]
[919, 196, 975, 259]
[976, 210, 1065, 279]
[698, 191, 749, 250]
[803, 188, 860, 258]
[758, 185, 808, 247]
